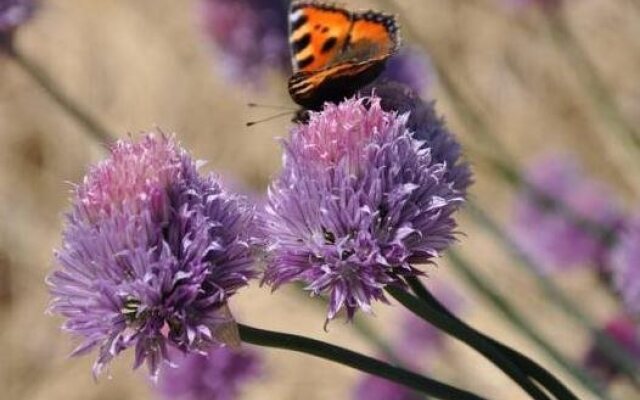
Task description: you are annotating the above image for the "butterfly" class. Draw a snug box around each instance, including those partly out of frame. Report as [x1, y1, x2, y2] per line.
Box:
[287, 1, 401, 110]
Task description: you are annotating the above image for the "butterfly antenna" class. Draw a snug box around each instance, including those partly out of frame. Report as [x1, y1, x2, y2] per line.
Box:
[247, 102, 297, 111]
[246, 110, 295, 127]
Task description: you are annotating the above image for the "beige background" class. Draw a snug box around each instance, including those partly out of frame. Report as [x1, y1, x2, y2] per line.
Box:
[1, 0, 639, 399]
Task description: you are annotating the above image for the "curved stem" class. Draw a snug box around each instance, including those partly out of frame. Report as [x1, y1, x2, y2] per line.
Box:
[386, 287, 553, 400]
[237, 323, 487, 400]
[9, 47, 116, 145]
[442, 254, 612, 399]
[407, 274, 589, 400]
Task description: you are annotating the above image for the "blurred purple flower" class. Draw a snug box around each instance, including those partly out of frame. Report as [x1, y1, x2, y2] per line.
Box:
[584, 315, 640, 382]
[197, 0, 289, 85]
[262, 96, 464, 321]
[511, 154, 622, 273]
[0, 0, 36, 48]
[354, 376, 422, 400]
[158, 347, 262, 400]
[610, 217, 640, 315]
[397, 314, 444, 364]
[361, 81, 472, 196]
[379, 47, 434, 95]
[47, 132, 256, 378]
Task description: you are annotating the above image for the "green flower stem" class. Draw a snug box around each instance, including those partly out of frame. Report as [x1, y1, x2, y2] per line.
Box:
[386, 287, 554, 400]
[237, 323, 487, 400]
[466, 202, 640, 388]
[9, 47, 116, 145]
[421, 251, 612, 400]
[404, 275, 581, 400]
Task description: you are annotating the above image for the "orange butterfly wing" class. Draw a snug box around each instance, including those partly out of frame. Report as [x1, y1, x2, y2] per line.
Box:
[288, 2, 401, 109]
[349, 11, 400, 57]
[289, 2, 352, 72]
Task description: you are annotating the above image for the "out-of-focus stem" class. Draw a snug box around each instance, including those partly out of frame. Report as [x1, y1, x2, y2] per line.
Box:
[466, 202, 640, 388]
[546, 11, 640, 147]
[445, 250, 613, 400]
[381, 0, 640, 206]
[387, 287, 561, 400]
[543, 10, 640, 193]
[632, 0, 640, 16]
[376, 0, 514, 162]
[9, 47, 116, 145]
[404, 277, 583, 400]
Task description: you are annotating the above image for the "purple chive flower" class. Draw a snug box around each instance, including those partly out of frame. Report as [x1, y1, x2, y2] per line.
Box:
[511, 154, 622, 274]
[361, 81, 472, 196]
[584, 315, 640, 382]
[379, 47, 434, 95]
[158, 347, 261, 400]
[0, 0, 36, 48]
[47, 132, 256, 378]
[610, 217, 640, 315]
[197, 0, 289, 85]
[354, 376, 422, 400]
[262, 96, 464, 321]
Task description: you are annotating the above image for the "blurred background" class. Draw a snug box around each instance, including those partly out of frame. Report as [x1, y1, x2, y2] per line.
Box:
[2, 0, 640, 399]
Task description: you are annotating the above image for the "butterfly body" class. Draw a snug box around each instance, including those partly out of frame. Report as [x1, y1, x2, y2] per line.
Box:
[288, 1, 401, 110]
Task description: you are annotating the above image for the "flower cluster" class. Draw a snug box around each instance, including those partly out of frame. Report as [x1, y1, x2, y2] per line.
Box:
[511, 154, 622, 273]
[158, 347, 262, 400]
[197, 0, 289, 85]
[47, 133, 256, 377]
[262, 96, 465, 321]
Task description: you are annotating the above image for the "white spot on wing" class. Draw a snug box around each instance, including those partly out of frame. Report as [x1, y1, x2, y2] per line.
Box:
[290, 10, 303, 24]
